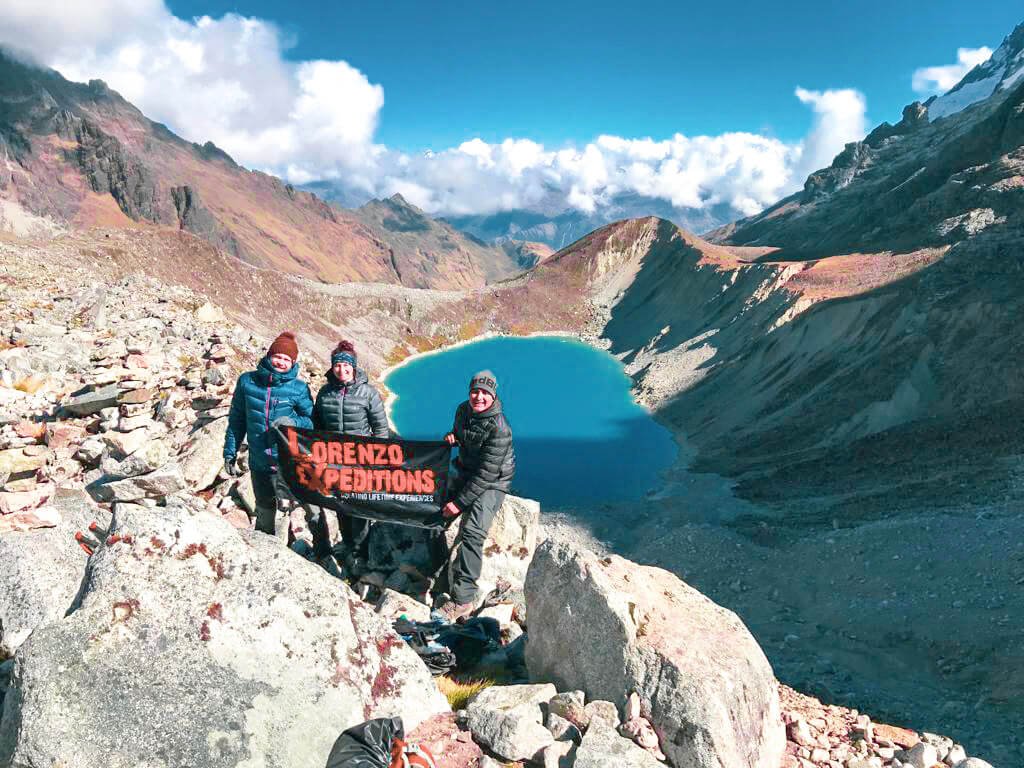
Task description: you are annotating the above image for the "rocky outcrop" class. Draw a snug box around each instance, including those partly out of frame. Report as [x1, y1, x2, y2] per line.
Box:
[864, 101, 929, 147]
[525, 540, 785, 768]
[0, 498, 448, 767]
[171, 185, 243, 258]
[464, 683, 556, 762]
[0, 488, 105, 657]
[61, 115, 174, 225]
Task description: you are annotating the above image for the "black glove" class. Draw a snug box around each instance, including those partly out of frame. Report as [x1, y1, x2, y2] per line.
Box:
[223, 458, 242, 477]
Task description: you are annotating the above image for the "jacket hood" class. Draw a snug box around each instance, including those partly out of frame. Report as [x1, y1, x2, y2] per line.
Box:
[325, 367, 368, 387]
[257, 356, 300, 385]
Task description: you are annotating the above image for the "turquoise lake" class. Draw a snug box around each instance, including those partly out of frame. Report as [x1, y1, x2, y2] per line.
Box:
[385, 335, 678, 507]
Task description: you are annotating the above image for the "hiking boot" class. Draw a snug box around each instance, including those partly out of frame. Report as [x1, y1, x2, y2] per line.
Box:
[435, 600, 475, 623]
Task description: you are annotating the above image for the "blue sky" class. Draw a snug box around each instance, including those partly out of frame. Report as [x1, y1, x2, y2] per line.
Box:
[165, 0, 1022, 151]
[1, 2, 1020, 220]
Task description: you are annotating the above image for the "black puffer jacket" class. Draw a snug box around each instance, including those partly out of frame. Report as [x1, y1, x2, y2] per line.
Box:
[313, 368, 390, 437]
[451, 397, 515, 509]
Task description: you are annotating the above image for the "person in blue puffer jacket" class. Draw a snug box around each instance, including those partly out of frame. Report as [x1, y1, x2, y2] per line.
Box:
[223, 331, 314, 535]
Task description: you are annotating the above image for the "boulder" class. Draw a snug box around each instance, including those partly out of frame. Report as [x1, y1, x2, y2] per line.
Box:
[178, 418, 228, 491]
[63, 384, 120, 416]
[905, 742, 938, 768]
[194, 302, 225, 324]
[0, 449, 46, 475]
[465, 683, 556, 762]
[0, 498, 448, 767]
[99, 440, 171, 480]
[952, 759, 994, 768]
[548, 689, 588, 730]
[574, 726, 664, 768]
[0, 505, 60, 534]
[426, 494, 540, 602]
[376, 589, 432, 624]
[101, 427, 152, 459]
[0, 488, 106, 656]
[88, 463, 187, 502]
[584, 700, 619, 730]
[460, 494, 539, 597]
[0, 484, 53, 514]
[525, 540, 784, 768]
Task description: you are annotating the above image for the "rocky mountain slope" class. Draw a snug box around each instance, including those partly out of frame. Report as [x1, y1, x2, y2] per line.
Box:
[0, 52, 520, 289]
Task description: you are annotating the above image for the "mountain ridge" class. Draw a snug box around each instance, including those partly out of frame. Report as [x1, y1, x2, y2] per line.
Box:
[0, 51, 520, 290]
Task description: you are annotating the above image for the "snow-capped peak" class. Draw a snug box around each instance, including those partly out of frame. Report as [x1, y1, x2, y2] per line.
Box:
[929, 22, 1024, 121]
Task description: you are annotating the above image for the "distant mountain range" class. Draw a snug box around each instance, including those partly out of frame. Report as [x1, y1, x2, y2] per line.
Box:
[441, 193, 734, 249]
[306, 178, 735, 250]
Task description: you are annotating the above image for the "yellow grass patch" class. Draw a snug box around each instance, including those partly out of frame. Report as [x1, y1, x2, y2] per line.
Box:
[435, 676, 493, 711]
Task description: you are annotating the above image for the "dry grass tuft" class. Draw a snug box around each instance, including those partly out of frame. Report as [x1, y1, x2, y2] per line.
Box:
[435, 676, 493, 711]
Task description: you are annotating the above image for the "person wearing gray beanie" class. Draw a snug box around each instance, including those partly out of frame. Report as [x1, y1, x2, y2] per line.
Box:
[435, 369, 516, 621]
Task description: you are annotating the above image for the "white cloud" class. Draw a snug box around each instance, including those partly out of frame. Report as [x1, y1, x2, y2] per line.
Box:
[0, 1, 868, 222]
[912, 46, 993, 95]
[794, 87, 867, 178]
[0, 1, 384, 184]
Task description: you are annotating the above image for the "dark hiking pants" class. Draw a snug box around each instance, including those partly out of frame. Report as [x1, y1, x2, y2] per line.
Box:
[449, 488, 505, 605]
[311, 510, 371, 563]
[251, 470, 279, 535]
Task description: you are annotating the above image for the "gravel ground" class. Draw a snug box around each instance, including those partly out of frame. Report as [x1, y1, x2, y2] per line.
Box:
[539, 447, 1023, 767]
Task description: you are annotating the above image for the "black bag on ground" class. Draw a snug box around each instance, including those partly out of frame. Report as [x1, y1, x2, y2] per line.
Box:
[325, 717, 403, 768]
[393, 616, 500, 674]
[436, 616, 501, 670]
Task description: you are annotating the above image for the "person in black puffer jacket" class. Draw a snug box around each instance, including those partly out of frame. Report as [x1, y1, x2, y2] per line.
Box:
[311, 340, 390, 572]
[436, 369, 515, 621]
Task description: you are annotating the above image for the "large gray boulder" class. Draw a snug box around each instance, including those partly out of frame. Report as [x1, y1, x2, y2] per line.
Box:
[574, 725, 664, 768]
[0, 498, 448, 768]
[0, 488, 106, 657]
[525, 540, 784, 768]
[178, 417, 228, 491]
[465, 683, 556, 762]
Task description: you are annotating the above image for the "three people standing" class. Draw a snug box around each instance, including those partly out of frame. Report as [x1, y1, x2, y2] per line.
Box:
[222, 334, 516, 619]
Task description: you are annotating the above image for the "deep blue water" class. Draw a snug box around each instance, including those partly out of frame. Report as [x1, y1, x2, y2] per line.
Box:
[385, 335, 677, 507]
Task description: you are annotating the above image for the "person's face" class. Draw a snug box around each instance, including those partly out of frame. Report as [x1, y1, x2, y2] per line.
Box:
[469, 388, 494, 413]
[269, 353, 293, 372]
[333, 361, 355, 383]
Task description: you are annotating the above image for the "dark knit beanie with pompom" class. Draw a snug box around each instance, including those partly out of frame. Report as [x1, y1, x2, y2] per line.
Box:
[331, 339, 357, 367]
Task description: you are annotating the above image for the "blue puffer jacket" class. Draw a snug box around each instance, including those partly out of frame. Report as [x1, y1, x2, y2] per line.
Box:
[223, 357, 314, 474]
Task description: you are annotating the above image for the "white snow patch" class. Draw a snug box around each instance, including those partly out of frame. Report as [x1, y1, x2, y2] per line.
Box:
[929, 70, 1004, 120]
[999, 59, 1024, 90]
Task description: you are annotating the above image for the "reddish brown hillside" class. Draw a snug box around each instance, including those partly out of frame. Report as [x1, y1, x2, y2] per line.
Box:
[0, 53, 514, 289]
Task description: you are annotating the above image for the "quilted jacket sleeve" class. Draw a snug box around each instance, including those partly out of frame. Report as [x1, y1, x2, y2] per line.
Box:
[294, 382, 315, 430]
[455, 417, 514, 510]
[367, 385, 390, 438]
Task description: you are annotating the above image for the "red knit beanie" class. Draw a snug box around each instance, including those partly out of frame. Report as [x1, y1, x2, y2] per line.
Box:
[268, 331, 299, 360]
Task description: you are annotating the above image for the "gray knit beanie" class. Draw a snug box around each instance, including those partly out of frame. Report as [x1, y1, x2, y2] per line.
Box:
[469, 370, 497, 397]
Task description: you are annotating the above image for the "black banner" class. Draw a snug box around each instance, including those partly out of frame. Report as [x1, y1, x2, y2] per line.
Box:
[274, 426, 451, 529]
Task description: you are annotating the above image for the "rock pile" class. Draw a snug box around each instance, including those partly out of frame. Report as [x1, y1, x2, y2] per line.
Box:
[779, 685, 992, 768]
[0, 271, 299, 537]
